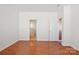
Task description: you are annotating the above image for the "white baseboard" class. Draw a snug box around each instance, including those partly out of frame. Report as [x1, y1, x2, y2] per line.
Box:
[0, 40, 18, 52]
[62, 41, 79, 51]
[19, 39, 60, 41]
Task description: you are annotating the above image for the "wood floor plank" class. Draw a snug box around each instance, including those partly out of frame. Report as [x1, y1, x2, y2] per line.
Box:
[0, 41, 79, 55]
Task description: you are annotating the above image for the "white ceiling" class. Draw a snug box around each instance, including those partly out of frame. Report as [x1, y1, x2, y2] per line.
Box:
[0, 4, 60, 12]
[17, 4, 58, 12]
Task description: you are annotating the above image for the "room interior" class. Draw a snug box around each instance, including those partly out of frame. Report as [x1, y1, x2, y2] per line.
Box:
[0, 4, 79, 55]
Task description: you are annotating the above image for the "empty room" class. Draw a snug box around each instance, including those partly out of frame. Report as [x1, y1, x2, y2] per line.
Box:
[0, 4, 79, 55]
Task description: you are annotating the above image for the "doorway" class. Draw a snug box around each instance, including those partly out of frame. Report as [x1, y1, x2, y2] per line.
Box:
[30, 20, 36, 41]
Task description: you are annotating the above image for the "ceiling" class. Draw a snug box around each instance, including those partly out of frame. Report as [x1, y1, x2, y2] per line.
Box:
[0, 4, 63, 12]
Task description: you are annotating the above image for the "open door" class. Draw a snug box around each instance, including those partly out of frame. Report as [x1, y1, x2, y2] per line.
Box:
[30, 20, 36, 41]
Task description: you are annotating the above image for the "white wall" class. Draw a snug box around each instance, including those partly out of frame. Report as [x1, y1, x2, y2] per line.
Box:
[70, 5, 79, 50]
[19, 12, 58, 41]
[0, 5, 18, 51]
[62, 5, 71, 46]
[62, 5, 79, 51]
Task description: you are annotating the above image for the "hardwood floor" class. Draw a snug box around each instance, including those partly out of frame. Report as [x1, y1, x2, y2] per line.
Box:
[0, 41, 79, 55]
